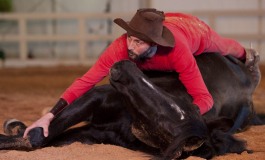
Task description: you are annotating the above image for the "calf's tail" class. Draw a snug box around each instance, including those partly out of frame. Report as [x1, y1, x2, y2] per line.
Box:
[209, 129, 249, 155]
[192, 129, 250, 159]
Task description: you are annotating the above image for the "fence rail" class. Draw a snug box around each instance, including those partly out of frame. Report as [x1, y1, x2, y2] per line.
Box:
[0, 10, 264, 66]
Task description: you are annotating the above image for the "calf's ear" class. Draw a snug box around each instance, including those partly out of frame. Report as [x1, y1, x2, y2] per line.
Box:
[205, 117, 234, 132]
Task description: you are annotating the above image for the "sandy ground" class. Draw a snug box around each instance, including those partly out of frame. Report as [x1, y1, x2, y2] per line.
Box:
[0, 65, 265, 160]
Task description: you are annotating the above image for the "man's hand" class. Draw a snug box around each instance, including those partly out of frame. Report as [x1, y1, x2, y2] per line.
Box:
[23, 113, 54, 138]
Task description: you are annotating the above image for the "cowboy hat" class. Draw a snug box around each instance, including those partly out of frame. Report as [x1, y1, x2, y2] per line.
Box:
[114, 8, 175, 47]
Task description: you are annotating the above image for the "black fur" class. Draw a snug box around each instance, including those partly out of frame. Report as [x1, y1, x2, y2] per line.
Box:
[0, 53, 262, 159]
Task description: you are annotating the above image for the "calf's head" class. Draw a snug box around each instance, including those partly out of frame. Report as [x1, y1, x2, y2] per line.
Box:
[110, 60, 208, 159]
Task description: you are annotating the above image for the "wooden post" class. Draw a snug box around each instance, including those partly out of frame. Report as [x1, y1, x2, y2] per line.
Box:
[257, 0, 263, 53]
[78, 17, 86, 64]
[19, 18, 27, 60]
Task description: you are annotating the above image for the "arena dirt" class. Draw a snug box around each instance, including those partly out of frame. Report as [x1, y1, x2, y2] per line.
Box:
[0, 65, 264, 160]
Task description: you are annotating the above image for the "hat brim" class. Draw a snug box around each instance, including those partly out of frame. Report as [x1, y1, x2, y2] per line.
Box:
[114, 18, 175, 47]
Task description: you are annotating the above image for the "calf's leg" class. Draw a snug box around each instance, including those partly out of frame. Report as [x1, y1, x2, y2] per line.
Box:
[28, 86, 120, 147]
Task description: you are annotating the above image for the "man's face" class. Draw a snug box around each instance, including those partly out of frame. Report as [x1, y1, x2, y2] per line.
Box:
[127, 36, 151, 60]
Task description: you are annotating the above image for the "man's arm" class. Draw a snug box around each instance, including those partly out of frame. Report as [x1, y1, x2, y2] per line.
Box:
[61, 34, 128, 104]
[170, 45, 214, 115]
[23, 34, 128, 138]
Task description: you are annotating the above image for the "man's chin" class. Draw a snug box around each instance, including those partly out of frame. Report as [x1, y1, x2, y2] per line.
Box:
[129, 55, 138, 60]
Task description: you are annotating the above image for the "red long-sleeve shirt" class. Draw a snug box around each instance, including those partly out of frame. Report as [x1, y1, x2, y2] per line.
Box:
[61, 13, 245, 115]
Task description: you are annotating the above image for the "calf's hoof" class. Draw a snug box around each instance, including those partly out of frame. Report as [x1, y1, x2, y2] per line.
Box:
[3, 119, 27, 136]
[244, 48, 260, 71]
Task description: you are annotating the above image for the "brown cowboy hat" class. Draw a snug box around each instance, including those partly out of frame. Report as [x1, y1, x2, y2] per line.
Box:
[114, 8, 175, 47]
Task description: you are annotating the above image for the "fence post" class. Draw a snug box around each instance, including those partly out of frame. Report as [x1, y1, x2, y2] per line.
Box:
[78, 17, 86, 64]
[19, 18, 27, 61]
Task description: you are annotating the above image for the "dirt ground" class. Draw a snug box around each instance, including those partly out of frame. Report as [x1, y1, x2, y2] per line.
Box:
[0, 65, 265, 160]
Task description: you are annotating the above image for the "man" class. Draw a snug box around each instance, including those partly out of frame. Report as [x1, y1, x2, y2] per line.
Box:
[23, 8, 258, 138]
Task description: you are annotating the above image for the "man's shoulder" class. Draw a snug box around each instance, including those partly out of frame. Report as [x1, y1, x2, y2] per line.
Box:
[165, 12, 196, 20]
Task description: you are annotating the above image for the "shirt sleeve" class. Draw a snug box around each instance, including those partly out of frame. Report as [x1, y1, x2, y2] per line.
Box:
[169, 43, 214, 115]
[61, 35, 128, 104]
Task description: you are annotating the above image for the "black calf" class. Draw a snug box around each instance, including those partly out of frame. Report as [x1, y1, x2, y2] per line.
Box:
[108, 58, 255, 159]
[0, 53, 261, 159]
